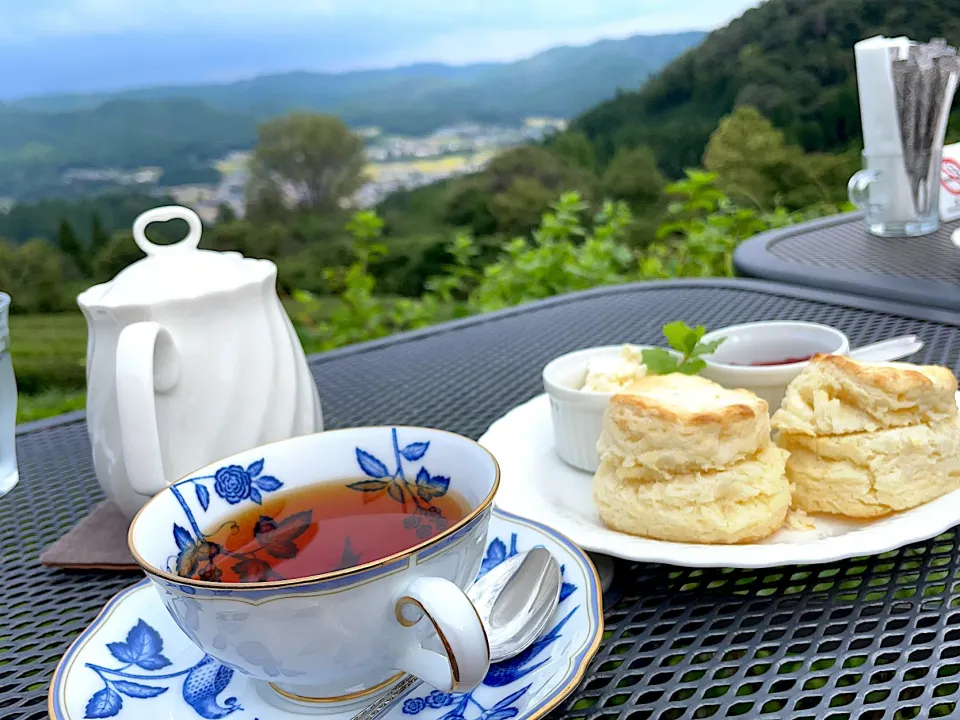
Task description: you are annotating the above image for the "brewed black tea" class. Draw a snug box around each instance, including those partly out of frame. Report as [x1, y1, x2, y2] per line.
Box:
[179, 480, 469, 584]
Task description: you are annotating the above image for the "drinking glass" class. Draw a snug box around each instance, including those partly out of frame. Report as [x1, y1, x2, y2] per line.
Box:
[0, 293, 18, 497]
[848, 150, 942, 237]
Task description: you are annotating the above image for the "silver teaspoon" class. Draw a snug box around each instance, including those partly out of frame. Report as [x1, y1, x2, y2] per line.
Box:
[351, 548, 562, 720]
[474, 547, 562, 662]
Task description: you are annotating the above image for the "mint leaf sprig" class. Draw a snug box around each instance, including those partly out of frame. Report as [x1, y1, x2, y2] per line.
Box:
[641, 321, 725, 376]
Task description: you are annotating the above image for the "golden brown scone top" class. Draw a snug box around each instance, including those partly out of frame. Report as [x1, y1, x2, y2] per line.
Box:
[614, 373, 769, 426]
[600, 374, 771, 476]
[808, 353, 957, 396]
[772, 353, 958, 436]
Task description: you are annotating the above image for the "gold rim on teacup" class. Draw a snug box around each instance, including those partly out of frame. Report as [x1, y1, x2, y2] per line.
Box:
[127, 426, 501, 591]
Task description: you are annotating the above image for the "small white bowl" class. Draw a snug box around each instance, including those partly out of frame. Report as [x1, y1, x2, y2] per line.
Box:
[542, 345, 665, 473]
[699, 321, 850, 412]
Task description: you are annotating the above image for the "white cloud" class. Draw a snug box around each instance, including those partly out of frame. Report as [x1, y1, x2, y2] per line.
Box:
[0, 0, 760, 42]
[382, 3, 759, 66]
[1, 0, 141, 39]
[0, 0, 335, 40]
[0, 0, 763, 98]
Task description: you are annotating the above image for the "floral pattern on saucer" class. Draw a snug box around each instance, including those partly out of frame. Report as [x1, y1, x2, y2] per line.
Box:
[82, 619, 240, 719]
[50, 509, 603, 720]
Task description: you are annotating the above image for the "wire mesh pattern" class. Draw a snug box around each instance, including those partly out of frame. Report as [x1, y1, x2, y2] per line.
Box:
[5, 281, 960, 720]
[766, 216, 960, 281]
[566, 542, 960, 720]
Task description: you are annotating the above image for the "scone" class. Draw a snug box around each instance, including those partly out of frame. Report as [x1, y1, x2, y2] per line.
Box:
[779, 417, 960, 517]
[772, 354, 957, 437]
[593, 445, 790, 544]
[597, 373, 771, 476]
[773, 354, 960, 518]
[593, 373, 790, 544]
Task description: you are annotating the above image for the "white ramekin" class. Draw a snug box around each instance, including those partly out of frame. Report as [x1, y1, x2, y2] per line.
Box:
[542, 345, 664, 473]
[699, 321, 850, 413]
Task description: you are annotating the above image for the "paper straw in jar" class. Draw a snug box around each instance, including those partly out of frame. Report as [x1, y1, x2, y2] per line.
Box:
[854, 35, 916, 223]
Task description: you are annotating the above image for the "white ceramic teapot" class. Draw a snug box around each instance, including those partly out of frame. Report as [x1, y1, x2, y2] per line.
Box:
[78, 206, 323, 517]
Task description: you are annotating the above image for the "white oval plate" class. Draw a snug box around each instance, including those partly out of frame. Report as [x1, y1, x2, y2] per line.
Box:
[482, 393, 960, 569]
[49, 509, 602, 720]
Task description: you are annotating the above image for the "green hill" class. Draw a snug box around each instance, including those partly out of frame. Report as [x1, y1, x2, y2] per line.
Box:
[0, 192, 172, 246]
[10, 64, 497, 119]
[0, 99, 256, 199]
[0, 31, 703, 200]
[11, 33, 703, 130]
[334, 32, 707, 133]
[571, 0, 960, 177]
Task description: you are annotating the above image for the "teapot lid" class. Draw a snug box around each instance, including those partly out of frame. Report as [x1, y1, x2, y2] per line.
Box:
[80, 206, 273, 308]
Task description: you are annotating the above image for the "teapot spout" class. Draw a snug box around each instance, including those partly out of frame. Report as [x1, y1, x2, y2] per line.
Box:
[77, 282, 110, 311]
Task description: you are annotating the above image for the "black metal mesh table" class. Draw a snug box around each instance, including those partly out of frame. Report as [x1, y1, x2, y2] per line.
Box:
[735, 212, 960, 312]
[8, 279, 960, 720]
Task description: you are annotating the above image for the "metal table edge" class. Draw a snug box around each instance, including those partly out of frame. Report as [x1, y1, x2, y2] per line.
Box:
[734, 212, 960, 311]
[16, 277, 960, 437]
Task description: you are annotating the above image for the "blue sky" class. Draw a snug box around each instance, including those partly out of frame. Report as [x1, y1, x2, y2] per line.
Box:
[0, 1, 760, 98]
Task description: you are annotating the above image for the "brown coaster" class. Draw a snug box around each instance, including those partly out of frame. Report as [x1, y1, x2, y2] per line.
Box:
[41, 500, 140, 571]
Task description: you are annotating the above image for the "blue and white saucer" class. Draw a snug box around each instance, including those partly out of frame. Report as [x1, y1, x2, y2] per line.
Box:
[49, 509, 603, 720]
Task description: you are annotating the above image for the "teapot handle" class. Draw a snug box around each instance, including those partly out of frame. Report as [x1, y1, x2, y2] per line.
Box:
[117, 321, 179, 497]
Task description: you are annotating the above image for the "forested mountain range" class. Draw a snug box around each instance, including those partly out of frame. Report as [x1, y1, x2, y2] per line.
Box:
[0, 100, 253, 199]
[571, 0, 960, 176]
[0, 32, 702, 200]
[10, 32, 704, 128]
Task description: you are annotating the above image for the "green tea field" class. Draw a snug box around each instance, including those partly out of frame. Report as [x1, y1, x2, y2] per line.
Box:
[10, 313, 88, 422]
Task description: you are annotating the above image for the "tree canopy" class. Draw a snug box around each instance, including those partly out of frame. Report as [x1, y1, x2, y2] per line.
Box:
[570, 0, 960, 176]
[704, 106, 856, 209]
[246, 113, 367, 214]
[602, 146, 666, 211]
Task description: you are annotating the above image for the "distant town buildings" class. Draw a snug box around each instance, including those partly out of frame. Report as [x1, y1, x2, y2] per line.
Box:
[354, 118, 567, 207]
[62, 167, 163, 185]
[4, 118, 569, 220]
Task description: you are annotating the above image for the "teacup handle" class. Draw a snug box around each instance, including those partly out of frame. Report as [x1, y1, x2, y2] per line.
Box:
[394, 576, 490, 692]
[117, 321, 179, 497]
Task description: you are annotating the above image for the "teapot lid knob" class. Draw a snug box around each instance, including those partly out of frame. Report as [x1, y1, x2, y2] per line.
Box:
[77, 204, 274, 309]
[133, 206, 203, 256]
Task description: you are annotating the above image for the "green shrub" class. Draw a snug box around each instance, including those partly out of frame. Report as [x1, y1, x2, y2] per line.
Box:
[0, 239, 75, 314]
[8, 168, 850, 423]
[466, 193, 634, 311]
[640, 169, 849, 278]
[293, 172, 847, 353]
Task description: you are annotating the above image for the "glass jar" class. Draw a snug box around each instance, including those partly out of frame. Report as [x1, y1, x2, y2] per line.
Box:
[0, 293, 18, 497]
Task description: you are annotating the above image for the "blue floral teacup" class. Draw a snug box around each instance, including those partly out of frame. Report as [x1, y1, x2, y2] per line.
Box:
[129, 426, 498, 711]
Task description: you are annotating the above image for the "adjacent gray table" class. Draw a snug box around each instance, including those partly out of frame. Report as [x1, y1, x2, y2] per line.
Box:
[735, 212, 960, 312]
[9, 279, 960, 720]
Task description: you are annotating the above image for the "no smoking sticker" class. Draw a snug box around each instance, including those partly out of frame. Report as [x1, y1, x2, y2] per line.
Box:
[940, 145, 960, 221]
[942, 157, 960, 195]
